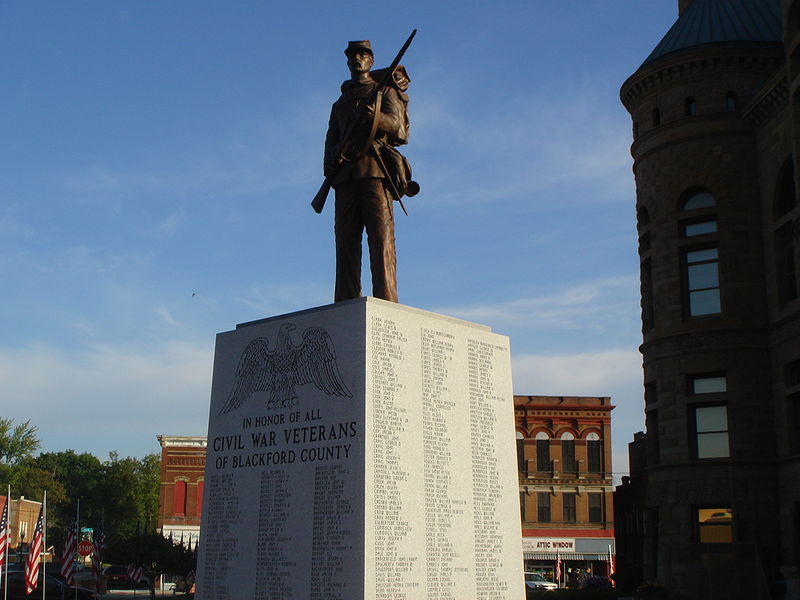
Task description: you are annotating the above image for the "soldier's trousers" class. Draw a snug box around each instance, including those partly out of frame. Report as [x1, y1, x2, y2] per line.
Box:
[334, 178, 398, 303]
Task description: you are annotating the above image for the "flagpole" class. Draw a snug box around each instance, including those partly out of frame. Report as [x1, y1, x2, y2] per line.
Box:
[3, 484, 9, 600]
[75, 499, 79, 600]
[42, 490, 46, 600]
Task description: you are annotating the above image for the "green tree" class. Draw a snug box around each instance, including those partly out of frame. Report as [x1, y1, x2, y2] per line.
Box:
[28, 450, 106, 546]
[101, 452, 160, 544]
[0, 418, 40, 464]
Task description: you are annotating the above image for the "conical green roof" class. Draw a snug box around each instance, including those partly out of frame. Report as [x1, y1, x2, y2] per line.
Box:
[642, 0, 782, 66]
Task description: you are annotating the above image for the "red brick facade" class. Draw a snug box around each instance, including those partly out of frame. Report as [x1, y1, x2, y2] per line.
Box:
[157, 435, 206, 545]
[515, 396, 614, 579]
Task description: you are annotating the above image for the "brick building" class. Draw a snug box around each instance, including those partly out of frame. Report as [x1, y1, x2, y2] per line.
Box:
[515, 396, 614, 582]
[0, 495, 43, 561]
[615, 0, 800, 597]
[157, 435, 207, 545]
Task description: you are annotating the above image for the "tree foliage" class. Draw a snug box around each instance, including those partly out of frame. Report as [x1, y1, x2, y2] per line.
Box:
[0, 418, 41, 464]
[0, 422, 162, 556]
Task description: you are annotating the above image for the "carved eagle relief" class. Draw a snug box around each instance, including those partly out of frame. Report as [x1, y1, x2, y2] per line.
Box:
[218, 323, 352, 415]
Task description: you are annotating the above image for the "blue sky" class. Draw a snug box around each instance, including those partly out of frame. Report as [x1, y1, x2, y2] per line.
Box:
[1, 2, 677, 476]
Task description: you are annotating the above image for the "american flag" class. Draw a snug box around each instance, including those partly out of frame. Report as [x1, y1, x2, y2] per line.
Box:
[60, 520, 77, 585]
[607, 544, 615, 587]
[24, 505, 45, 594]
[128, 563, 144, 585]
[91, 547, 102, 578]
[555, 551, 562, 584]
[0, 496, 9, 570]
[94, 524, 106, 553]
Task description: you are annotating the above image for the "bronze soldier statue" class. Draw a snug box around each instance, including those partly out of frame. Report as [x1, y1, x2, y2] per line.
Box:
[315, 33, 417, 303]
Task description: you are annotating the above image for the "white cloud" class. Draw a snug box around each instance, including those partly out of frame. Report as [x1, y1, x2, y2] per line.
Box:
[149, 208, 186, 238]
[155, 306, 181, 328]
[0, 341, 213, 457]
[435, 275, 639, 333]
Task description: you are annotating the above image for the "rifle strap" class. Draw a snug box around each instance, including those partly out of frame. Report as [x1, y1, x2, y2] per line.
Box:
[361, 88, 385, 156]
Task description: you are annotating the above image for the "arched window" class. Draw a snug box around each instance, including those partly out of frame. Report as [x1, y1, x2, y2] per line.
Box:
[725, 91, 737, 112]
[516, 431, 525, 473]
[682, 190, 716, 210]
[560, 432, 576, 473]
[535, 431, 550, 472]
[174, 480, 187, 516]
[587, 432, 602, 473]
[685, 96, 697, 116]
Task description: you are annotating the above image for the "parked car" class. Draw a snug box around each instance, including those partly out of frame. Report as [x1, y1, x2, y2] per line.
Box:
[103, 565, 150, 589]
[0, 571, 100, 600]
[525, 572, 558, 592]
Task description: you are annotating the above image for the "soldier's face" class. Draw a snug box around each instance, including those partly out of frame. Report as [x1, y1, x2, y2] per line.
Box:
[347, 50, 373, 75]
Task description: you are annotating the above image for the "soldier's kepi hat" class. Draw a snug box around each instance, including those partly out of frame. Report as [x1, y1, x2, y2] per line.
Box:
[344, 40, 373, 57]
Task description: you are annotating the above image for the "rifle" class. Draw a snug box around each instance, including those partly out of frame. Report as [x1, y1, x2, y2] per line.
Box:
[311, 29, 417, 214]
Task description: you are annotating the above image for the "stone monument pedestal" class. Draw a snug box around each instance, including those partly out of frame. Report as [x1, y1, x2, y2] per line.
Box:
[196, 297, 524, 599]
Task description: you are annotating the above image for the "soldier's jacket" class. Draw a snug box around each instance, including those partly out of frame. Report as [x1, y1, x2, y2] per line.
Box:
[324, 76, 409, 187]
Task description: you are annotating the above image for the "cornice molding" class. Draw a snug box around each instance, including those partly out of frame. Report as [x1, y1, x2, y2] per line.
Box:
[621, 47, 784, 111]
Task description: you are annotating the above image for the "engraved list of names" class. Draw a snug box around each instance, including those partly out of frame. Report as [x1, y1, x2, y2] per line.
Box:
[367, 302, 522, 600]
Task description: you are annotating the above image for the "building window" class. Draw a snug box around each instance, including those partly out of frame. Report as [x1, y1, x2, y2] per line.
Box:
[697, 507, 733, 543]
[692, 405, 730, 459]
[683, 219, 717, 237]
[589, 493, 603, 523]
[536, 432, 551, 472]
[587, 432, 602, 473]
[174, 480, 187, 516]
[641, 258, 654, 332]
[537, 492, 551, 523]
[725, 91, 737, 111]
[516, 431, 525, 473]
[520, 492, 527, 521]
[685, 247, 721, 316]
[563, 493, 577, 523]
[774, 156, 796, 219]
[561, 432, 576, 473]
[690, 374, 727, 394]
[682, 190, 716, 210]
[652, 108, 661, 126]
[197, 480, 204, 518]
[685, 96, 697, 116]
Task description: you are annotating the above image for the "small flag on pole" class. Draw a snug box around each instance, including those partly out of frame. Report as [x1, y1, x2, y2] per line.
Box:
[608, 544, 616, 587]
[128, 563, 144, 586]
[94, 523, 106, 553]
[0, 494, 9, 570]
[24, 504, 45, 594]
[555, 551, 562, 585]
[60, 520, 77, 585]
[91, 546, 101, 578]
